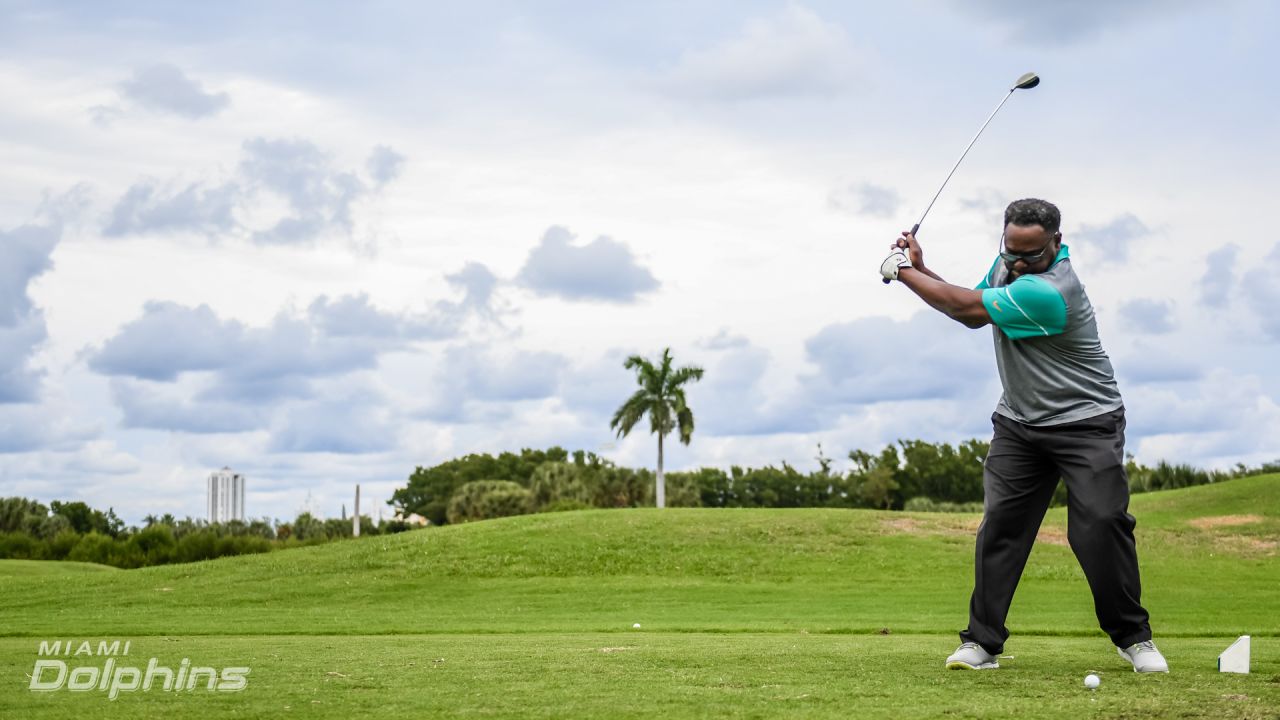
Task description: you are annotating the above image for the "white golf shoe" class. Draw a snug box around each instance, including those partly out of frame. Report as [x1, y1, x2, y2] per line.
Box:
[1118, 640, 1169, 673]
[945, 642, 999, 670]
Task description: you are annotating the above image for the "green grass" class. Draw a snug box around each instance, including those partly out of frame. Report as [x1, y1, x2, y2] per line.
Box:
[0, 560, 120, 578]
[2, 474, 1277, 718]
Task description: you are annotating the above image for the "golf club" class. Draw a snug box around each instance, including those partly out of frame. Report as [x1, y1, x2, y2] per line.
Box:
[883, 71, 1040, 283]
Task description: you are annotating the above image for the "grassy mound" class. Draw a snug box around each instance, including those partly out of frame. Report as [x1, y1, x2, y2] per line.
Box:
[2, 476, 1276, 719]
[1, 475, 1275, 638]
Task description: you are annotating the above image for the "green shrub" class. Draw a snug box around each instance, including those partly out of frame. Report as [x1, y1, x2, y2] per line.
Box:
[529, 462, 592, 511]
[129, 524, 176, 565]
[174, 531, 220, 563]
[1129, 459, 1231, 494]
[290, 513, 327, 541]
[903, 497, 984, 513]
[67, 532, 117, 565]
[591, 466, 653, 508]
[46, 530, 81, 560]
[662, 472, 703, 508]
[447, 480, 532, 524]
[539, 499, 593, 513]
[394, 448, 573, 525]
[0, 531, 43, 559]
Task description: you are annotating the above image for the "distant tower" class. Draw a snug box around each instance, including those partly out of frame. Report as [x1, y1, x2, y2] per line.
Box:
[207, 467, 246, 523]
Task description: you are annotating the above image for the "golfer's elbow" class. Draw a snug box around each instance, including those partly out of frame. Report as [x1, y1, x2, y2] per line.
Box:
[945, 302, 990, 329]
[942, 289, 989, 329]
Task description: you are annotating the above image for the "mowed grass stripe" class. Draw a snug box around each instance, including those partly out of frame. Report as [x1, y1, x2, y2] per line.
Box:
[3, 634, 1278, 720]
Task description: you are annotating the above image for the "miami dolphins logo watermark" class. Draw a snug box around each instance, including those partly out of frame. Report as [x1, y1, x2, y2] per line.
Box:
[28, 640, 249, 701]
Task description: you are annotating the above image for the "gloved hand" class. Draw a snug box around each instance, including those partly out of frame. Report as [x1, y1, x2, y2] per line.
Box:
[880, 249, 912, 282]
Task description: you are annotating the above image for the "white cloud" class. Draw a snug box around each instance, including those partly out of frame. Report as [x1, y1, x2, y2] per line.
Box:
[694, 342, 821, 437]
[118, 64, 231, 119]
[104, 180, 240, 238]
[416, 344, 565, 423]
[1115, 342, 1202, 385]
[1242, 242, 1280, 341]
[1072, 213, 1150, 261]
[1128, 369, 1280, 467]
[268, 388, 398, 455]
[1118, 298, 1176, 335]
[516, 226, 659, 303]
[829, 182, 901, 218]
[662, 5, 862, 101]
[949, 0, 1206, 44]
[101, 137, 404, 246]
[366, 145, 406, 188]
[0, 222, 59, 402]
[0, 403, 97, 454]
[799, 312, 992, 405]
[1199, 244, 1237, 308]
[88, 302, 240, 381]
[89, 294, 458, 384]
[109, 376, 267, 433]
[697, 328, 750, 351]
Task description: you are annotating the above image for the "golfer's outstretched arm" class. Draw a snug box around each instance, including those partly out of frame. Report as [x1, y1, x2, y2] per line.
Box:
[897, 268, 991, 329]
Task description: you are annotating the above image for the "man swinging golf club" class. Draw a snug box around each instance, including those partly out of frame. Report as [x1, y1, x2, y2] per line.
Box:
[880, 198, 1168, 673]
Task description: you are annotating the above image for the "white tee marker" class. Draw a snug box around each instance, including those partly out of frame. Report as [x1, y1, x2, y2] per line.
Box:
[1218, 636, 1250, 674]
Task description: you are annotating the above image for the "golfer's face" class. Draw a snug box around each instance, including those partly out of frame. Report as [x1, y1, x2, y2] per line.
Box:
[1001, 223, 1059, 279]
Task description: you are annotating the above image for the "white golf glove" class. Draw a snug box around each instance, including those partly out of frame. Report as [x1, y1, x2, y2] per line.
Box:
[880, 249, 912, 282]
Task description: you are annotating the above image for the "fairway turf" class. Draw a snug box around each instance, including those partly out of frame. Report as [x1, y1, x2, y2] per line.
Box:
[0, 560, 120, 578]
[4, 634, 1277, 719]
[2, 475, 1277, 718]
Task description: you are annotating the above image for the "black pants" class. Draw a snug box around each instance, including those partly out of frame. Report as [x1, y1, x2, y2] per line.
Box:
[959, 408, 1152, 655]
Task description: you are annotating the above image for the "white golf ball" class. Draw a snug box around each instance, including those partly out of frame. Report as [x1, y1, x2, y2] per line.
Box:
[1084, 673, 1100, 689]
[632, 623, 641, 629]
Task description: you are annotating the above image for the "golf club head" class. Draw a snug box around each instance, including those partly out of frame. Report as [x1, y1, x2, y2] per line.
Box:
[1013, 72, 1040, 90]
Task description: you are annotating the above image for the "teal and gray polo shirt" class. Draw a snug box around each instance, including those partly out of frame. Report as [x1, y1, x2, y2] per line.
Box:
[976, 244, 1123, 426]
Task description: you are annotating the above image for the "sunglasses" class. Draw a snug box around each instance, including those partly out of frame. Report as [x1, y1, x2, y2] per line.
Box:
[999, 232, 1059, 264]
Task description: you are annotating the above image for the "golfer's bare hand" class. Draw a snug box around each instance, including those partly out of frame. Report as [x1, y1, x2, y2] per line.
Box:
[895, 231, 925, 269]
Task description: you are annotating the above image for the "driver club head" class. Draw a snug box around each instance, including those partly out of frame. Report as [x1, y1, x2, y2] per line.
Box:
[1013, 72, 1040, 90]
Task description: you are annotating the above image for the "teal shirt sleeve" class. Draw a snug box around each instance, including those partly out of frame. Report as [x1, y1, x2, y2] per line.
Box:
[981, 275, 1068, 339]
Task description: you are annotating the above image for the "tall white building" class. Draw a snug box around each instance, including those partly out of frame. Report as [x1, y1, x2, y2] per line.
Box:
[207, 467, 245, 523]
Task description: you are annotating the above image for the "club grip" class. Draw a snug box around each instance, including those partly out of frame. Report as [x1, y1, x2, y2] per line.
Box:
[884, 223, 920, 284]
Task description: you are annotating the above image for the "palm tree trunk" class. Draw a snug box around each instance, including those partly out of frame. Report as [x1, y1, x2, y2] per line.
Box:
[656, 432, 666, 509]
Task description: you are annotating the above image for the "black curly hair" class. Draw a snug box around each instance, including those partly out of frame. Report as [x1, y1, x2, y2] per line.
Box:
[1004, 198, 1061, 234]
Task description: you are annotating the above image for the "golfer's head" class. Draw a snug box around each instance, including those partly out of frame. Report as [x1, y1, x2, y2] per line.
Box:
[1001, 198, 1061, 279]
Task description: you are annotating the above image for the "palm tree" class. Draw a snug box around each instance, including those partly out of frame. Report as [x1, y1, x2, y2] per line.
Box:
[610, 348, 704, 508]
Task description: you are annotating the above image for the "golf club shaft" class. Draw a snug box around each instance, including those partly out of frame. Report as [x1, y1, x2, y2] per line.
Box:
[912, 87, 1017, 236]
[882, 81, 1028, 285]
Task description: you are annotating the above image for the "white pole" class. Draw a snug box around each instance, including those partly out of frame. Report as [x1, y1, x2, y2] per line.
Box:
[353, 484, 361, 537]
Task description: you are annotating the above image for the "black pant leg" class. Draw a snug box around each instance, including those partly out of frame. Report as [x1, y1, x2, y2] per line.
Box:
[1045, 409, 1152, 648]
[960, 413, 1060, 655]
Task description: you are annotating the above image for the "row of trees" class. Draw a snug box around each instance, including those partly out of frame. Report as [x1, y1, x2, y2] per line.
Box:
[391, 448, 656, 526]
[388, 441, 990, 525]
[0, 498, 421, 569]
[391, 441, 1277, 525]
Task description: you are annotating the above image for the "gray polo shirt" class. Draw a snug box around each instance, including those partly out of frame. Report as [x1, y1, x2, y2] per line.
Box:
[976, 244, 1123, 426]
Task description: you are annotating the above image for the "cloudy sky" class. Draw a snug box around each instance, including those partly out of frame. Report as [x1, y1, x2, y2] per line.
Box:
[2, 1, 1277, 524]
